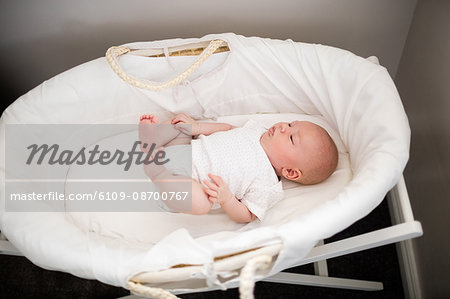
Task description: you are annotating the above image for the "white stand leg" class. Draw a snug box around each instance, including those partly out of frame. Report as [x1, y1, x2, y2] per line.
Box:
[387, 176, 423, 298]
[313, 240, 329, 277]
[263, 272, 383, 291]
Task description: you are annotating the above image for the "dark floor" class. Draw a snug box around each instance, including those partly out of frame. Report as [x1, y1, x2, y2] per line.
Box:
[0, 200, 404, 299]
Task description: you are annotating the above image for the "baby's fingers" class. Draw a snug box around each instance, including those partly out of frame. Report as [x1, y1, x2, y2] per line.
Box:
[171, 118, 183, 124]
[202, 188, 217, 198]
[208, 174, 224, 186]
[207, 196, 219, 203]
[171, 114, 189, 124]
[203, 179, 218, 190]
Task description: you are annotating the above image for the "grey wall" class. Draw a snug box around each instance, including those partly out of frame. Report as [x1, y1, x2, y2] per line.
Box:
[0, 0, 416, 102]
[395, 0, 450, 297]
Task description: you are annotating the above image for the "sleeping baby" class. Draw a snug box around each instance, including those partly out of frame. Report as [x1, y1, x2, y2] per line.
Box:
[138, 113, 338, 223]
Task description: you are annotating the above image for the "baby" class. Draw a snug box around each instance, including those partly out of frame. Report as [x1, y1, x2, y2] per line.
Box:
[138, 113, 338, 223]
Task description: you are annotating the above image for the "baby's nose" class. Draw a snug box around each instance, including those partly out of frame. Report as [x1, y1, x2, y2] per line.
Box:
[280, 123, 290, 133]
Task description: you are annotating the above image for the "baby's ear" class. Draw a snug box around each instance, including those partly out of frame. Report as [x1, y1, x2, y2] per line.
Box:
[281, 168, 302, 181]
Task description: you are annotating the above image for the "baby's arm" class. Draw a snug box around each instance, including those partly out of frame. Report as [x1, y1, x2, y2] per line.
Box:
[196, 122, 235, 136]
[171, 113, 235, 136]
[203, 174, 256, 223]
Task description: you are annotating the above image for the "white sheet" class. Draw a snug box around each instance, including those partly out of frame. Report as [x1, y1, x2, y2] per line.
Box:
[0, 33, 410, 289]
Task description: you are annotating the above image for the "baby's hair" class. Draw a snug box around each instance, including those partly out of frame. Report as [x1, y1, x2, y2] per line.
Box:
[297, 126, 338, 185]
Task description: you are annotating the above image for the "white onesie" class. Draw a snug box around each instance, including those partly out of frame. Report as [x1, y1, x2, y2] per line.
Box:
[190, 119, 284, 220]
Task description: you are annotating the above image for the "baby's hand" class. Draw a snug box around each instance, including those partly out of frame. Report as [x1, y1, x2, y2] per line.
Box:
[202, 174, 234, 205]
[171, 113, 200, 136]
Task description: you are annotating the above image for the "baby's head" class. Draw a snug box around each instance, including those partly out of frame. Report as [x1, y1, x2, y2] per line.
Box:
[260, 121, 338, 185]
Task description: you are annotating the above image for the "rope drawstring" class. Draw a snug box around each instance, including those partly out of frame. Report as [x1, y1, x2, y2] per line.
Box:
[128, 281, 179, 299]
[239, 255, 273, 299]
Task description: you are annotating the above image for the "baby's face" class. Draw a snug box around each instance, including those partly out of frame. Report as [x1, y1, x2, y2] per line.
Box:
[260, 121, 324, 178]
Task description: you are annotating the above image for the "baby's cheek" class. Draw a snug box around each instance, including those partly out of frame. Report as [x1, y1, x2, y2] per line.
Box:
[274, 142, 287, 156]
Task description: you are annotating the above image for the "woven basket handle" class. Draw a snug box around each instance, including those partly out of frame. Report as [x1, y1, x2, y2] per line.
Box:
[105, 39, 225, 91]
